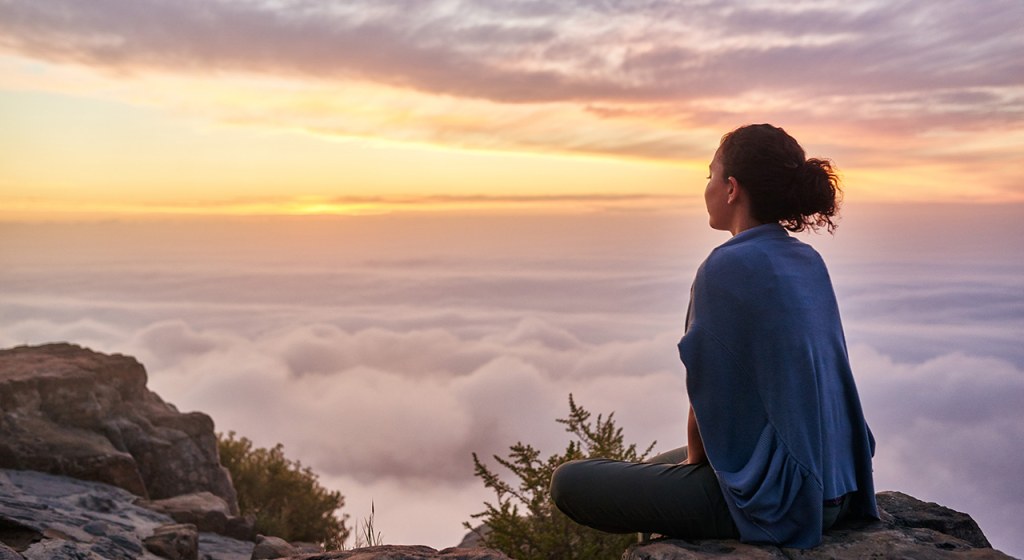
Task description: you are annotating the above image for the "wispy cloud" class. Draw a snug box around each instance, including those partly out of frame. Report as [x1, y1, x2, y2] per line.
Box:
[1, 0, 1021, 170]
[4, 1, 1020, 102]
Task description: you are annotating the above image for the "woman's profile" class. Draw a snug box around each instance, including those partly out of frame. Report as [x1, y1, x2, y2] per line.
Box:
[550, 124, 878, 548]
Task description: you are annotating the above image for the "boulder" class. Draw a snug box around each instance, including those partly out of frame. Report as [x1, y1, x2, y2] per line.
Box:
[623, 491, 1013, 560]
[145, 491, 235, 534]
[251, 535, 295, 559]
[144, 523, 199, 560]
[224, 515, 259, 542]
[0, 343, 238, 513]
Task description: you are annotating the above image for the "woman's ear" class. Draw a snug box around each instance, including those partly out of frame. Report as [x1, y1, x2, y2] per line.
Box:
[726, 177, 741, 204]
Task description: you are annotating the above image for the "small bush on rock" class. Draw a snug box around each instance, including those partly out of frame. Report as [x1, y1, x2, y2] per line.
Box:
[467, 395, 655, 560]
[217, 431, 350, 549]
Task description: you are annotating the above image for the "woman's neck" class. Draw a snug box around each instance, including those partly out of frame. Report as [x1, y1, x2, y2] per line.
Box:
[729, 214, 769, 236]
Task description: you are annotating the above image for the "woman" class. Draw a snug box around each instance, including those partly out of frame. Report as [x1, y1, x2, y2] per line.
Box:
[550, 124, 878, 548]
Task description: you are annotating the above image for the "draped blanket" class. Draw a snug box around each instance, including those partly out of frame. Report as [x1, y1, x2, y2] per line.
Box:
[678, 223, 878, 548]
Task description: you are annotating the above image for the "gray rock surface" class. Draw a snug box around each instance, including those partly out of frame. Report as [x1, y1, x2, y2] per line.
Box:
[203, 533, 263, 560]
[0, 469, 254, 560]
[0, 543, 21, 560]
[877, 490, 993, 548]
[290, 545, 512, 559]
[624, 491, 1014, 560]
[0, 468, 169, 559]
[0, 343, 238, 512]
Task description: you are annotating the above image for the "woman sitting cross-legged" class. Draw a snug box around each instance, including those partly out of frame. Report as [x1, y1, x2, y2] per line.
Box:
[550, 124, 878, 549]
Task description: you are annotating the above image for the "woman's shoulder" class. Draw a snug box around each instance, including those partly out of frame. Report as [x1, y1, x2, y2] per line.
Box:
[703, 233, 779, 278]
[700, 229, 828, 300]
[707, 226, 821, 271]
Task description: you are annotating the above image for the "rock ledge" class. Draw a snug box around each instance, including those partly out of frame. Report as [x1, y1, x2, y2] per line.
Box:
[623, 491, 1014, 559]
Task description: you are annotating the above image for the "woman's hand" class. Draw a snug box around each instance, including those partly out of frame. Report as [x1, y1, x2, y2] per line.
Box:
[685, 405, 709, 465]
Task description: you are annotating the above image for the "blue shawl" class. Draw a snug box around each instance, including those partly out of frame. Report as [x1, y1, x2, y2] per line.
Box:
[678, 223, 877, 548]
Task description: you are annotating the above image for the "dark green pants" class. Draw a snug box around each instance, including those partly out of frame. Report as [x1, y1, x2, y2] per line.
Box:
[550, 446, 848, 540]
[549, 446, 739, 540]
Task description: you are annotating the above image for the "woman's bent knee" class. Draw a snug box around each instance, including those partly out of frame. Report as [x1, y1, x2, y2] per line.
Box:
[550, 460, 590, 513]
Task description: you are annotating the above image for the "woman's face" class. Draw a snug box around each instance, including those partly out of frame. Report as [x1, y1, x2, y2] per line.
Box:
[704, 150, 731, 231]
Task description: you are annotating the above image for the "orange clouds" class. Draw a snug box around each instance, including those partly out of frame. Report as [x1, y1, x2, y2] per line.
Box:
[1, 0, 1022, 215]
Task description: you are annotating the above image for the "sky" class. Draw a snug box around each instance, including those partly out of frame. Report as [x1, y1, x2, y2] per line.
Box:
[2, 0, 1024, 557]
[1, 0, 1023, 215]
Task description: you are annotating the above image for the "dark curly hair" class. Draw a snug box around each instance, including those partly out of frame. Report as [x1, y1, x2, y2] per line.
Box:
[718, 124, 842, 233]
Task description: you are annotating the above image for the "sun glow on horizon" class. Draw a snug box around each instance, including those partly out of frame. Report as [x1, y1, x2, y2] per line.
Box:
[0, 191, 710, 222]
[2, 1, 1022, 221]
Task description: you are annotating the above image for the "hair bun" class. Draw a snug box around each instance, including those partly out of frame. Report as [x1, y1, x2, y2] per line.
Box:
[717, 125, 842, 233]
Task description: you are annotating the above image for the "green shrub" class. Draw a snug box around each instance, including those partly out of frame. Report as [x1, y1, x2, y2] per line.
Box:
[467, 395, 656, 560]
[217, 431, 350, 549]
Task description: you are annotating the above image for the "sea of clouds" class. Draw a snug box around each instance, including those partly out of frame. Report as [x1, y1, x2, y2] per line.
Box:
[2, 204, 1022, 556]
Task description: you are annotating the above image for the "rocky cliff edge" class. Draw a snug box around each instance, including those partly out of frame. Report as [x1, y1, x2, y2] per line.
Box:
[0, 343, 238, 512]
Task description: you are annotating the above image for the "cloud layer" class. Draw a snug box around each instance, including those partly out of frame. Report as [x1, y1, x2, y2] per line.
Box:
[2, 206, 1022, 553]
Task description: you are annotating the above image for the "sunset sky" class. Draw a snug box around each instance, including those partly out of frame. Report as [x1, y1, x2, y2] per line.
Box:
[2, 1, 1024, 557]
[2, 0, 1023, 217]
